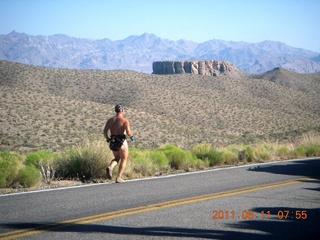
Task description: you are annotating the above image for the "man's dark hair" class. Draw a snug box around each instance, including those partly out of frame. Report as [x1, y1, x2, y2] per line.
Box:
[115, 104, 124, 112]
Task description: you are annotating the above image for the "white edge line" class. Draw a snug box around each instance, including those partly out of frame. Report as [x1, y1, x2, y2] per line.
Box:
[0, 157, 317, 197]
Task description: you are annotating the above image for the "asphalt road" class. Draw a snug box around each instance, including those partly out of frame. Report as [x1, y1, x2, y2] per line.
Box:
[0, 158, 319, 240]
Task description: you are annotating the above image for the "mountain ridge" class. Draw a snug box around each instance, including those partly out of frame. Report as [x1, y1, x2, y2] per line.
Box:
[0, 31, 319, 74]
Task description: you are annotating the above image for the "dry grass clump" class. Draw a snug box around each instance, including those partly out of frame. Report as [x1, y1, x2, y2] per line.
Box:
[55, 135, 113, 181]
[297, 131, 320, 146]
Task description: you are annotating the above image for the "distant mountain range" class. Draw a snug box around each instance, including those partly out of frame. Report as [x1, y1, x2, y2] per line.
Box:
[0, 31, 319, 74]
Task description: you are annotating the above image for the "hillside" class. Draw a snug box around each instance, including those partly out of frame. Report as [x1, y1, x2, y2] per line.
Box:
[0, 60, 319, 153]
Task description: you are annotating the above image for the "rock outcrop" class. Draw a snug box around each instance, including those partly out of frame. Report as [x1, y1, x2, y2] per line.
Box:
[153, 60, 242, 76]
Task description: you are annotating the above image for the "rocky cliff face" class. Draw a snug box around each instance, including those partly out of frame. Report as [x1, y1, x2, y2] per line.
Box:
[152, 60, 242, 76]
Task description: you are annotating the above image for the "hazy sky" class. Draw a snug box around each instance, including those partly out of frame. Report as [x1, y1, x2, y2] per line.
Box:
[1, 0, 319, 52]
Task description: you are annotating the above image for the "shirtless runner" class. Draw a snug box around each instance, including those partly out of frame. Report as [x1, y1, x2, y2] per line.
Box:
[103, 104, 134, 183]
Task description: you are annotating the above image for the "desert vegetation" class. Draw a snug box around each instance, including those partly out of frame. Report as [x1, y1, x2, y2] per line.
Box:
[0, 60, 319, 191]
[1, 132, 319, 191]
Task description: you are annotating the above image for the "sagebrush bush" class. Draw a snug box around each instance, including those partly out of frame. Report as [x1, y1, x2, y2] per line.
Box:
[243, 146, 254, 162]
[26, 150, 57, 182]
[253, 145, 273, 161]
[298, 132, 320, 146]
[244, 146, 254, 162]
[192, 143, 211, 157]
[203, 149, 224, 166]
[149, 151, 170, 171]
[295, 132, 320, 158]
[293, 146, 306, 158]
[128, 148, 155, 177]
[277, 146, 291, 159]
[132, 156, 154, 176]
[25, 150, 53, 166]
[158, 144, 196, 170]
[304, 145, 320, 157]
[56, 136, 113, 180]
[17, 165, 41, 187]
[0, 151, 23, 187]
[221, 149, 238, 165]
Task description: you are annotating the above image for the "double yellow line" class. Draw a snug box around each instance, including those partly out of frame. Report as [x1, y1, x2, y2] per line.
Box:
[0, 177, 310, 239]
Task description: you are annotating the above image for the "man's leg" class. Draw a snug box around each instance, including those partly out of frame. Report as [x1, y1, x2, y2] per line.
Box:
[106, 152, 120, 180]
[116, 143, 129, 182]
[110, 159, 119, 168]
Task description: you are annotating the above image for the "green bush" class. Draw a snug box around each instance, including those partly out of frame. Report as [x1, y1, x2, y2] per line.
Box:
[203, 149, 223, 166]
[132, 156, 155, 176]
[128, 148, 152, 176]
[26, 150, 53, 166]
[305, 144, 320, 157]
[26, 150, 56, 182]
[253, 145, 272, 161]
[192, 143, 211, 158]
[221, 149, 238, 165]
[293, 146, 306, 158]
[159, 144, 196, 170]
[150, 151, 169, 171]
[17, 165, 41, 187]
[257, 151, 272, 161]
[0, 151, 23, 188]
[238, 146, 254, 163]
[55, 149, 76, 178]
[277, 146, 291, 159]
[246, 146, 254, 162]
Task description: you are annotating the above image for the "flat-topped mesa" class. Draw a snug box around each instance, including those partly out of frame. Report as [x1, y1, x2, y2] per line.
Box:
[152, 60, 241, 77]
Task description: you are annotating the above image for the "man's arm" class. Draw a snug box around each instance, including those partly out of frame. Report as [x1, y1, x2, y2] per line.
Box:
[103, 120, 110, 139]
[125, 119, 133, 138]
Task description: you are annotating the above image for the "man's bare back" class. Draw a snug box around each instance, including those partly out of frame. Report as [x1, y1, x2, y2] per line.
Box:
[105, 115, 131, 136]
[103, 104, 134, 183]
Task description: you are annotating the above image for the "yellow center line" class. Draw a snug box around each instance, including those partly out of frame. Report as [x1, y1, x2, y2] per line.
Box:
[0, 177, 312, 239]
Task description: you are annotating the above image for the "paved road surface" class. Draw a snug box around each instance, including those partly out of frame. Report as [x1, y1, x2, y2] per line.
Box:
[0, 158, 319, 239]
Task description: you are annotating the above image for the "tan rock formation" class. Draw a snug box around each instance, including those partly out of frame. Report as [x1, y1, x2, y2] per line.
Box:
[153, 60, 241, 77]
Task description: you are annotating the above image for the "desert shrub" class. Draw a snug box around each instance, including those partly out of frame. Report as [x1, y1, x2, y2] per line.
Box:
[57, 137, 113, 181]
[293, 132, 320, 158]
[256, 151, 271, 161]
[203, 149, 224, 166]
[25, 150, 52, 165]
[221, 148, 238, 165]
[192, 143, 211, 159]
[192, 143, 223, 166]
[26, 150, 56, 183]
[253, 145, 272, 161]
[305, 145, 320, 157]
[238, 146, 254, 163]
[277, 146, 291, 159]
[129, 145, 206, 176]
[17, 165, 41, 187]
[0, 151, 23, 187]
[298, 132, 320, 146]
[55, 149, 76, 178]
[185, 155, 208, 170]
[245, 146, 254, 162]
[128, 148, 154, 177]
[149, 151, 170, 171]
[158, 144, 196, 170]
[292, 146, 306, 158]
[132, 156, 155, 176]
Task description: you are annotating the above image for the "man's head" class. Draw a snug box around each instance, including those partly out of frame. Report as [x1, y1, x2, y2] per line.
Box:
[115, 104, 124, 113]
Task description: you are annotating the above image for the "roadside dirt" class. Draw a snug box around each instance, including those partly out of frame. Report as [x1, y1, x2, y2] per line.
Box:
[0, 180, 100, 195]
